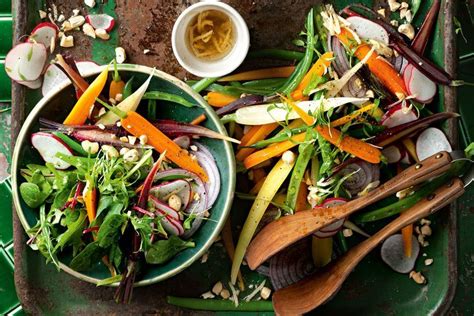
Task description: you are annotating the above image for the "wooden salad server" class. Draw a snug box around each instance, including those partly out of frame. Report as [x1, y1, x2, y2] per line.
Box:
[246, 151, 457, 270]
[272, 170, 472, 315]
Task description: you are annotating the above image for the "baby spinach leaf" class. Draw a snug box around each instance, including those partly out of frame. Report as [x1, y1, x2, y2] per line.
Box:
[145, 236, 195, 265]
[54, 210, 87, 252]
[109, 244, 123, 269]
[70, 241, 106, 271]
[97, 213, 127, 248]
[20, 183, 45, 208]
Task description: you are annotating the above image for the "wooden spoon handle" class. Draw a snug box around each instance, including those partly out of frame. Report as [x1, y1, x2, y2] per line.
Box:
[272, 178, 465, 316]
[246, 151, 452, 269]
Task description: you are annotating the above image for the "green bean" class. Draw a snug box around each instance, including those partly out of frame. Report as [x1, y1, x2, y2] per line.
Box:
[247, 48, 305, 61]
[347, 124, 386, 139]
[314, 5, 328, 52]
[143, 91, 197, 108]
[316, 131, 333, 179]
[191, 77, 218, 93]
[147, 99, 157, 120]
[248, 126, 307, 149]
[242, 78, 287, 89]
[285, 142, 315, 211]
[53, 132, 89, 156]
[206, 83, 275, 97]
[122, 76, 134, 99]
[337, 230, 348, 253]
[280, 9, 315, 95]
[166, 296, 274, 311]
[310, 156, 320, 186]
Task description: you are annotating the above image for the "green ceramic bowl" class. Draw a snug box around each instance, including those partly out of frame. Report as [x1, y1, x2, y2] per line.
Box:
[11, 64, 236, 286]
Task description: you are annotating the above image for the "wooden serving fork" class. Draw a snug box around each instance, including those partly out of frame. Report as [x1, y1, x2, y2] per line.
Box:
[246, 151, 455, 270]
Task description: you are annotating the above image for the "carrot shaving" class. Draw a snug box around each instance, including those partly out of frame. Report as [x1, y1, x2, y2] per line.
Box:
[291, 52, 333, 100]
[236, 123, 279, 161]
[207, 91, 238, 107]
[330, 103, 377, 127]
[219, 66, 296, 82]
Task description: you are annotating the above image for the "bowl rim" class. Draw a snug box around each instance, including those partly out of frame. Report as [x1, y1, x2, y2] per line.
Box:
[11, 63, 236, 286]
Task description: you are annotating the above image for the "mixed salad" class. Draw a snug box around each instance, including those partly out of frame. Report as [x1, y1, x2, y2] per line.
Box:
[18, 58, 238, 302]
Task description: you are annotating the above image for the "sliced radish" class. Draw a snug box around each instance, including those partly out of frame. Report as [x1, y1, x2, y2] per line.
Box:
[18, 78, 42, 89]
[381, 103, 418, 128]
[416, 127, 452, 161]
[42, 64, 70, 96]
[5, 42, 48, 82]
[382, 145, 405, 164]
[346, 16, 389, 44]
[149, 195, 180, 220]
[28, 22, 58, 50]
[381, 234, 419, 274]
[31, 132, 73, 170]
[85, 14, 115, 32]
[76, 61, 101, 77]
[313, 198, 346, 238]
[403, 64, 437, 103]
[149, 180, 191, 211]
[155, 207, 184, 236]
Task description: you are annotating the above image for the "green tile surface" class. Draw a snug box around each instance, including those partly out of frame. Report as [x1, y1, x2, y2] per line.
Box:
[0, 17, 12, 58]
[0, 1, 11, 16]
[0, 181, 13, 246]
[0, 247, 19, 315]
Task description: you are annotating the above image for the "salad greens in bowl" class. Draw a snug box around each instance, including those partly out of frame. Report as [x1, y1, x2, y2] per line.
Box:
[11, 63, 236, 301]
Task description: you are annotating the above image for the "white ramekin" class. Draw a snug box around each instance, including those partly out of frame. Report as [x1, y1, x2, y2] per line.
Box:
[172, 1, 250, 78]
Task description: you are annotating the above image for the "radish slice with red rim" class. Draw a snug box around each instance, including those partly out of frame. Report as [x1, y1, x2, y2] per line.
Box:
[381, 234, 419, 273]
[156, 208, 184, 236]
[5, 42, 47, 82]
[85, 14, 115, 32]
[42, 64, 70, 96]
[381, 103, 418, 128]
[346, 16, 389, 44]
[28, 22, 58, 50]
[149, 195, 180, 220]
[382, 144, 405, 164]
[193, 142, 220, 209]
[313, 198, 347, 238]
[403, 64, 437, 104]
[416, 127, 452, 161]
[31, 132, 73, 169]
[149, 179, 191, 211]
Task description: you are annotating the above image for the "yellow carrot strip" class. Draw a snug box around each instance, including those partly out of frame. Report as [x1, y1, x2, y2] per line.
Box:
[402, 138, 419, 162]
[401, 223, 414, 257]
[219, 66, 296, 82]
[243, 132, 307, 169]
[337, 28, 407, 99]
[281, 95, 315, 125]
[83, 181, 97, 223]
[221, 218, 245, 291]
[331, 103, 377, 127]
[291, 52, 333, 100]
[207, 91, 238, 107]
[231, 157, 295, 284]
[236, 123, 279, 161]
[63, 67, 109, 125]
[316, 125, 381, 164]
[311, 236, 333, 268]
[121, 111, 208, 182]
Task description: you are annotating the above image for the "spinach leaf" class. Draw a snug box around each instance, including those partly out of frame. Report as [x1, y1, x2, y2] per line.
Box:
[54, 210, 87, 252]
[97, 213, 127, 248]
[70, 241, 106, 271]
[109, 244, 123, 269]
[145, 236, 195, 265]
[20, 183, 45, 208]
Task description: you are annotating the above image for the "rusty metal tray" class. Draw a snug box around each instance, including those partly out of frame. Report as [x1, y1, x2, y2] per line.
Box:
[12, 0, 458, 314]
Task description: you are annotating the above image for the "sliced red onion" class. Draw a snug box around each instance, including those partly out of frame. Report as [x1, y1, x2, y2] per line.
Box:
[339, 161, 380, 196]
[389, 54, 408, 74]
[173, 136, 191, 149]
[155, 208, 184, 236]
[193, 142, 220, 209]
[148, 195, 180, 220]
[149, 179, 191, 211]
[133, 205, 155, 218]
[269, 238, 315, 290]
[313, 198, 347, 238]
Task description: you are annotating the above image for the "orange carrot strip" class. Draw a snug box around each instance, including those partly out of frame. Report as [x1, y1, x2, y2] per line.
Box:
[207, 91, 238, 107]
[84, 184, 97, 223]
[316, 125, 381, 164]
[236, 123, 279, 161]
[122, 111, 208, 181]
[218, 66, 296, 82]
[295, 182, 308, 212]
[240, 125, 261, 147]
[64, 67, 109, 125]
[109, 80, 125, 100]
[291, 52, 333, 100]
[281, 95, 315, 125]
[190, 114, 207, 125]
[243, 132, 307, 169]
[401, 224, 414, 257]
[330, 103, 377, 127]
[337, 28, 407, 99]
[252, 168, 267, 183]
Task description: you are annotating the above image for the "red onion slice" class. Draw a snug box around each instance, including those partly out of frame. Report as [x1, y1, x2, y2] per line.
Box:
[339, 161, 380, 196]
[148, 195, 180, 220]
[193, 142, 220, 209]
[313, 198, 347, 238]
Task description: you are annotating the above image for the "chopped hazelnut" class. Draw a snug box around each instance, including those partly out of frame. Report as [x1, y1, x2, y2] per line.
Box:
[424, 258, 433, 266]
[212, 281, 223, 295]
[421, 225, 432, 236]
[220, 289, 230, 299]
[39, 10, 47, 19]
[95, 28, 110, 40]
[60, 35, 74, 48]
[409, 271, 426, 284]
[388, 0, 401, 12]
[260, 287, 272, 300]
[377, 8, 386, 17]
[115, 47, 126, 64]
[82, 23, 96, 38]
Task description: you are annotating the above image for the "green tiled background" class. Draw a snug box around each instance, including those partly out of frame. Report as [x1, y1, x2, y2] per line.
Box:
[0, 2, 472, 315]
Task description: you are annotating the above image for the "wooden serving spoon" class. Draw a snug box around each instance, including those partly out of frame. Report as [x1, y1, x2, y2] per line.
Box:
[246, 151, 454, 270]
[272, 177, 466, 315]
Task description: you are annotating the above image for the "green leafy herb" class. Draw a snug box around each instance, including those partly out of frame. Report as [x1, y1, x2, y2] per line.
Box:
[70, 241, 106, 271]
[19, 170, 53, 208]
[97, 213, 127, 248]
[145, 236, 195, 265]
[97, 274, 123, 286]
[54, 210, 87, 252]
[454, 17, 468, 43]
[143, 91, 198, 108]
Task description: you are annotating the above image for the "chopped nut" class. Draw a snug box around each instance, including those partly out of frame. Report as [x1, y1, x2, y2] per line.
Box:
[398, 23, 415, 40]
[58, 31, 65, 38]
[190, 145, 198, 152]
[424, 258, 433, 266]
[194, 192, 200, 201]
[421, 225, 432, 236]
[409, 271, 426, 284]
[168, 194, 182, 211]
[111, 134, 118, 140]
[61, 21, 73, 32]
[405, 10, 413, 23]
[109, 98, 117, 105]
[115, 47, 126, 64]
[120, 136, 129, 143]
[388, 0, 401, 11]
[116, 121, 122, 127]
[81, 140, 99, 154]
[282, 151, 295, 164]
[415, 226, 421, 235]
[139, 134, 148, 145]
[365, 89, 375, 98]
[390, 20, 399, 27]
[260, 287, 272, 300]
[39, 10, 47, 19]
[200, 252, 209, 263]
[97, 123, 106, 130]
[377, 8, 386, 17]
[400, 8, 408, 19]
[420, 219, 431, 226]
[98, 107, 106, 117]
[84, 0, 96, 8]
[95, 28, 110, 40]
[343, 228, 353, 237]
[57, 14, 65, 22]
[143, 49, 150, 54]
[72, 9, 80, 16]
[422, 253, 427, 257]
[400, 1, 409, 9]
[128, 135, 137, 145]
[50, 36, 56, 54]
[212, 281, 223, 295]
[201, 291, 215, 299]
[69, 15, 85, 28]
[60, 35, 74, 48]
[123, 149, 139, 162]
[220, 289, 230, 299]
[115, 93, 123, 102]
[102, 145, 119, 159]
[417, 234, 425, 245]
[119, 147, 130, 156]
[422, 241, 429, 247]
[82, 23, 96, 38]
